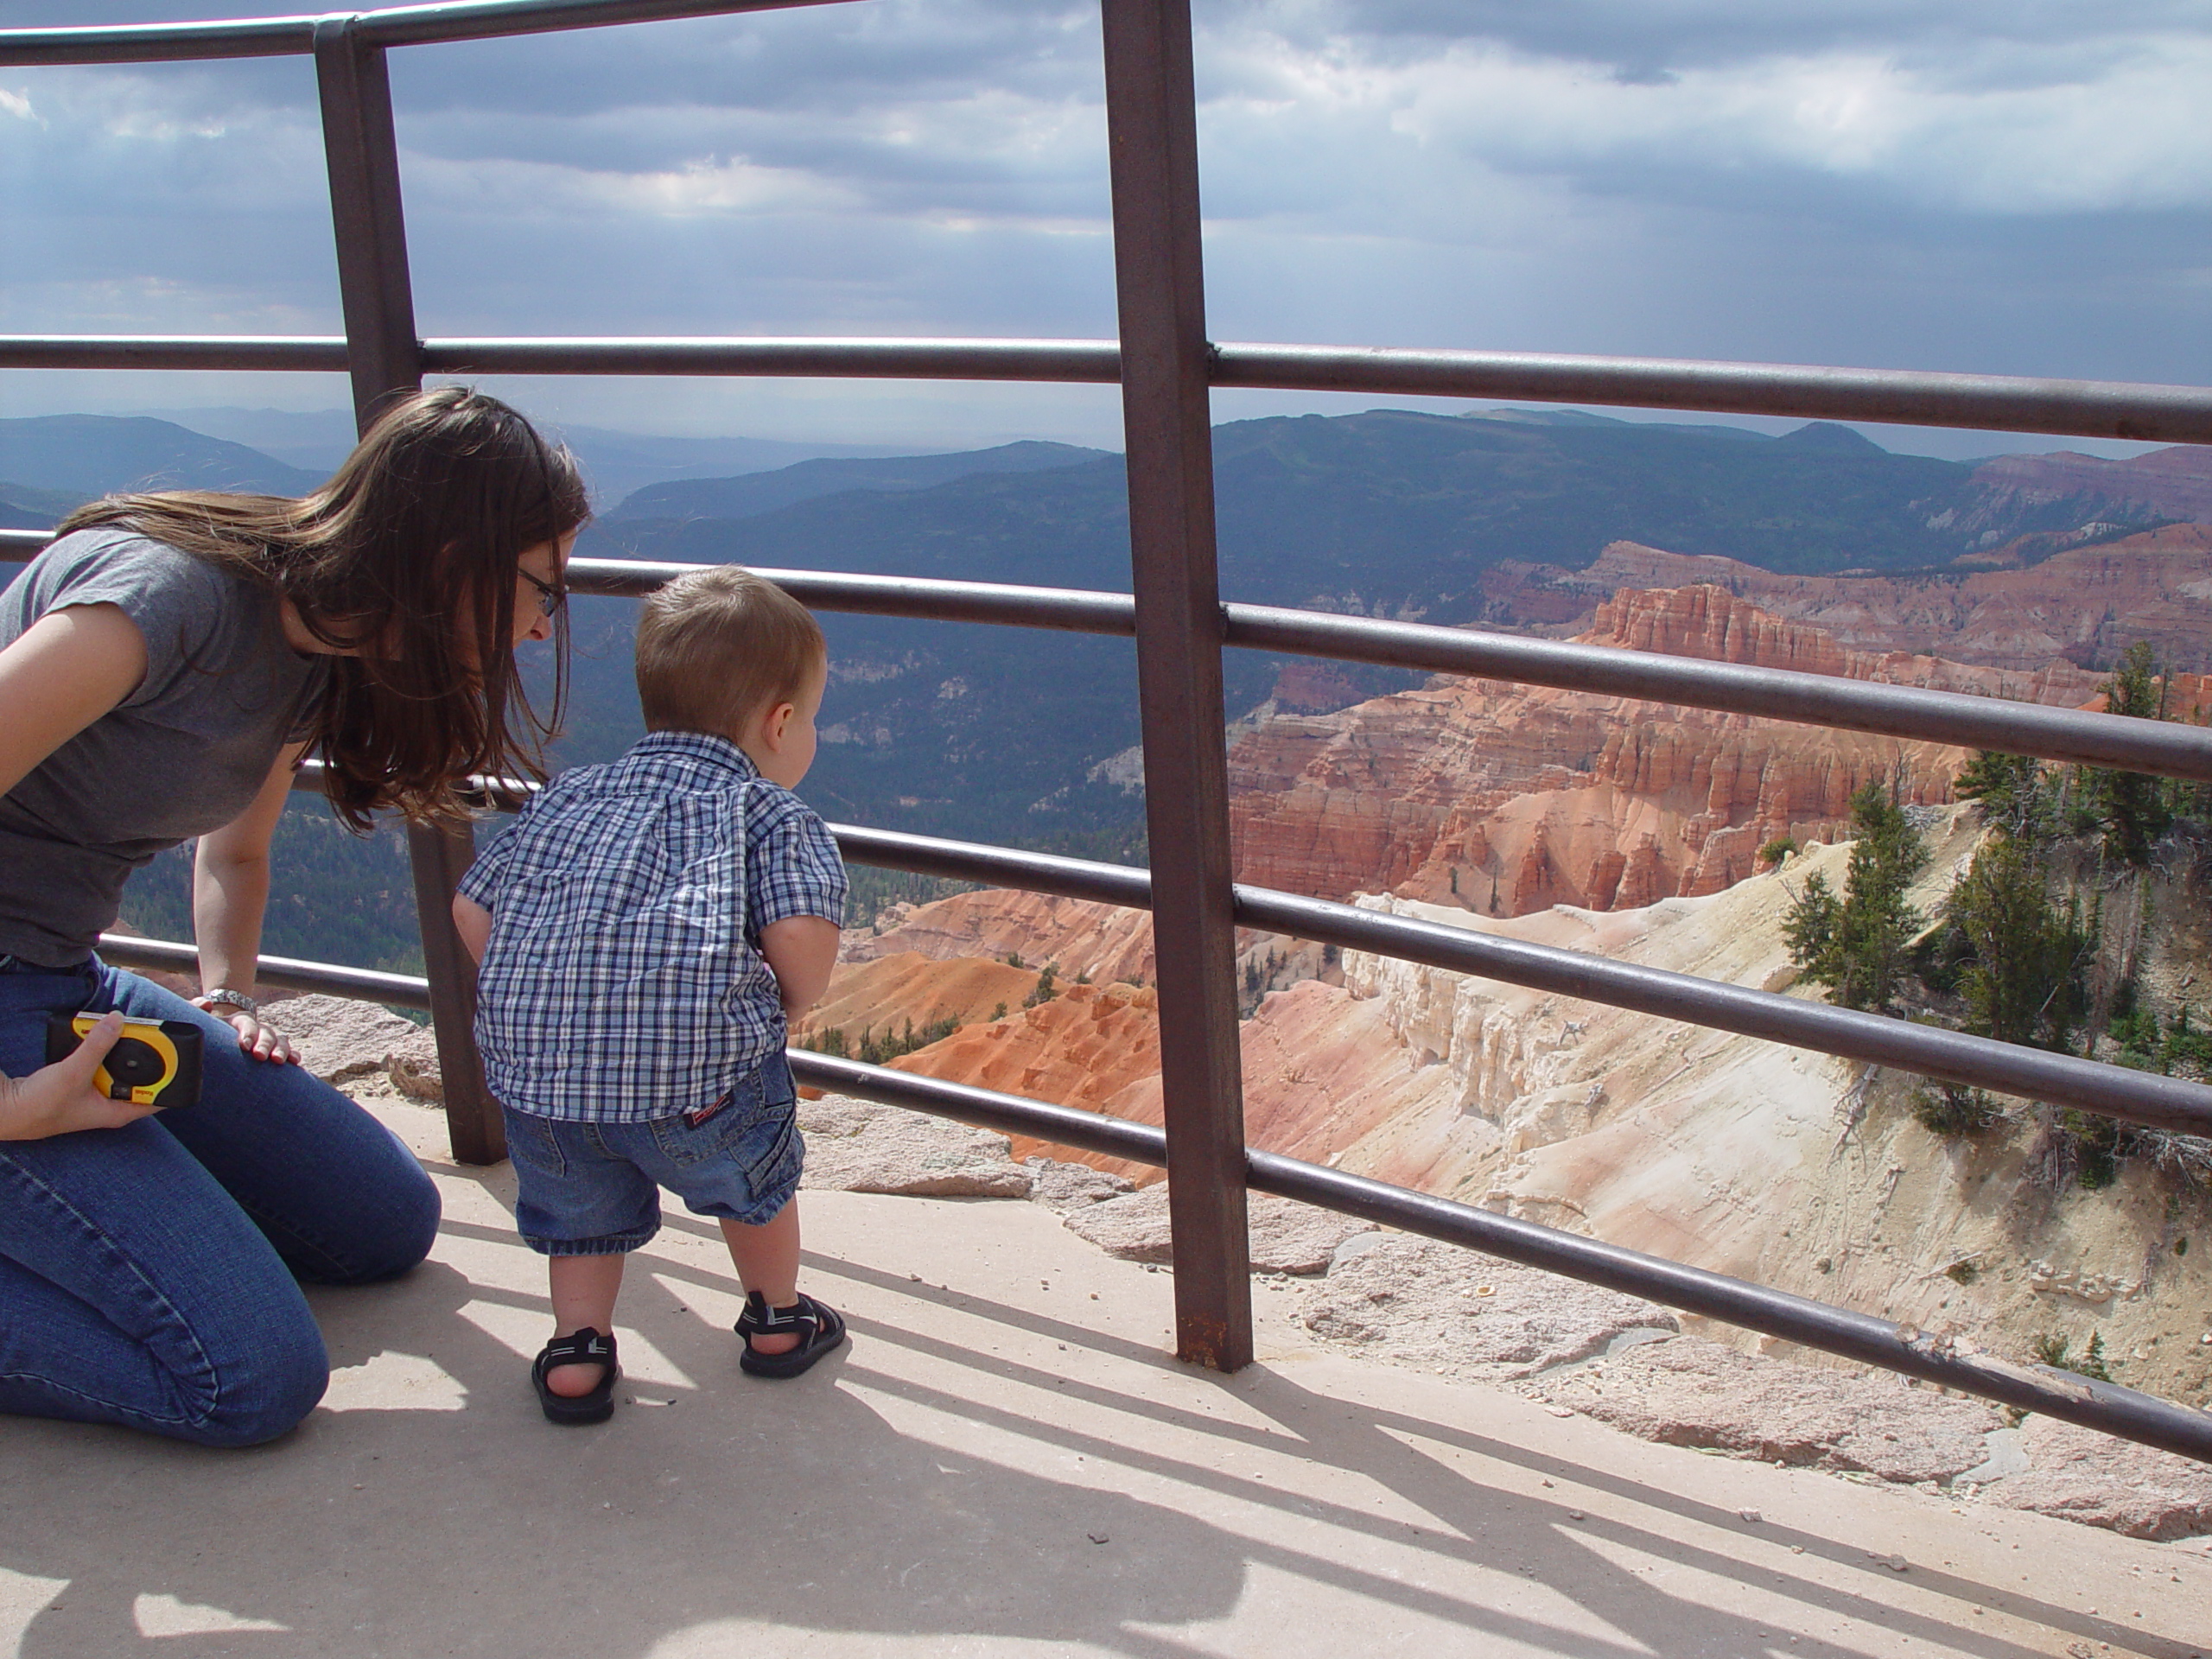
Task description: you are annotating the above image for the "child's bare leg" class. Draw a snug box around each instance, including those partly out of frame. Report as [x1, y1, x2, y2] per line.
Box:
[721, 1199, 801, 1355]
[545, 1254, 626, 1395]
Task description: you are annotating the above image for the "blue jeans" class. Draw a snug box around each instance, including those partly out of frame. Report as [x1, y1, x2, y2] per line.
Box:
[0, 958, 442, 1446]
[505, 1050, 803, 1254]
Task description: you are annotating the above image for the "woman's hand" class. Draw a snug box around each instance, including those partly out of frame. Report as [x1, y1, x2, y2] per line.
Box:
[0, 1013, 158, 1141]
[209, 1009, 296, 1065]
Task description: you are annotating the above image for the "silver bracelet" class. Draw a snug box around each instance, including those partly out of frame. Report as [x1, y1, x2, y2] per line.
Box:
[194, 988, 260, 1018]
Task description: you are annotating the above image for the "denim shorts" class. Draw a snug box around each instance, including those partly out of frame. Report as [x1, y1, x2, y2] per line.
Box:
[503, 1051, 804, 1255]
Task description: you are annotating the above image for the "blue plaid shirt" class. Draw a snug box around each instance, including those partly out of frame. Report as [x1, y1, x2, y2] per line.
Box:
[459, 731, 847, 1123]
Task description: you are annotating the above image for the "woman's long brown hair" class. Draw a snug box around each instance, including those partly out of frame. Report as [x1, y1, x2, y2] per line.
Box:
[56, 387, 589, 828]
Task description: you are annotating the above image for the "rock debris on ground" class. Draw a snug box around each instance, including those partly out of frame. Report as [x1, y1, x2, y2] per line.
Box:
[1292, 1234, 1678, 1380]
[276, 993, 442, 1102]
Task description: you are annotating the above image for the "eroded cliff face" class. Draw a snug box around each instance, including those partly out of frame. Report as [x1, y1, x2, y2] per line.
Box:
[1227, 583, 2075, 915]
[845, 889, 1157, 986]
[1481, 525, 2212, 671]
[883, 981, 1165, 1167]
[1315, 817, 2212, 1405]
[814, 816, 2212, 1407]
[847, 576, 2206, 952]
[823, 812, 2212, 1403]
[801, 555, 2212, 1396]
[797, 951, 1041, 1050]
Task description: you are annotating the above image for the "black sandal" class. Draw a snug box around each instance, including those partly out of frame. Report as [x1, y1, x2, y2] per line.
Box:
[735, 1291, 847, 1378]
[531, 1327, 620, 1425]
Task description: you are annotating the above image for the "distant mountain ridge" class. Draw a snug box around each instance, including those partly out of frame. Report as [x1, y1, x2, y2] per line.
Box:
[0, 415, 325, 503]
[1968, 444, 2212, 530]
[16, 410, 938, 507]
[607, 440, 1111, 522]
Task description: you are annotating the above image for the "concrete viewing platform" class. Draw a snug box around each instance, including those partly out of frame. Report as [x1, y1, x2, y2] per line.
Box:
[3, 1096, 2208, 1658]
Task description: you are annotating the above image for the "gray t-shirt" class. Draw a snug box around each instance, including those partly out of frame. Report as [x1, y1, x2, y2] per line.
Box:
[0, 529, 330, 966]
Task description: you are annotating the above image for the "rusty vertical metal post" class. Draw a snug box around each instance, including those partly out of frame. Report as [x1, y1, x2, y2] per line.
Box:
[1100, 0, 1252, 1370]
[316, 17, 503, 1166]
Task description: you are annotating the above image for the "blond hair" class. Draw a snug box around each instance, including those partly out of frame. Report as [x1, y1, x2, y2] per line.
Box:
[636, 565, 824, 737]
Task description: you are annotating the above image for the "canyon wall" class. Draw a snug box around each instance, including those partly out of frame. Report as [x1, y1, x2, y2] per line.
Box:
[1481, 525, 2212, 672]
[843, 573, 2205, 1003]
[1308, 822, 2212, 1406]
[799, 557, 2212, 1402]
[1226, 582, 2107, 914]
[845, 888, 1158, 986]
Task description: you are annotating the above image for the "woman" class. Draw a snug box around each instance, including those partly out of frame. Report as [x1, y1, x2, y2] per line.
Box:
[0, 386, 588, 1446]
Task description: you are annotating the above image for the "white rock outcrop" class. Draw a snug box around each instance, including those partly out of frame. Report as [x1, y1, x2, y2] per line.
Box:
[798, 1095, 1031, 1198]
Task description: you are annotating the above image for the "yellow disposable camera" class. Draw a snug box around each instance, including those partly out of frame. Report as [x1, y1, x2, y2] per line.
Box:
[45, 1014, 204, 1109]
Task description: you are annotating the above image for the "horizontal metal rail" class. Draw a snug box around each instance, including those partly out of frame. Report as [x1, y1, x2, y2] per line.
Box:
[10, 332, 2212, 442]
[10, 542, 2191, 780]
[830, 824, 2212, 1138]
[229, 771, 2211, 1134]
[1220, 603, 2212, 784]
[0, 338, 350, 372]
[75, 920, 2212, 1459]
[789, 1047, 2212, 1464]
[424, 337, 1124, 384]
[0, 0, 832, 65]
[96, 931, 433, 1010]
[578, 561, 2212, 782]
[1212, 345, 2212, 446]
[575, 557, 1140, 633]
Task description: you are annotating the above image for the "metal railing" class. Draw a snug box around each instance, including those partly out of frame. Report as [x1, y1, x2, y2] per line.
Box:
[8, 0, 2212, 1463]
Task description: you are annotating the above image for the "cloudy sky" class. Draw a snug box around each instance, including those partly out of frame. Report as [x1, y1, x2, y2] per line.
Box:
[3, 0, 2209, 456]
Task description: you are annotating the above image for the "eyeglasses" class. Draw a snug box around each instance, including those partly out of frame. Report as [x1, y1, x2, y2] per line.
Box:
[520, 568, 567, 618]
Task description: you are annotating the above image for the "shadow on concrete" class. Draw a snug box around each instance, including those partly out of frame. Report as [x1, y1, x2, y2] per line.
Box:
[1, 1147, 2197, 1657]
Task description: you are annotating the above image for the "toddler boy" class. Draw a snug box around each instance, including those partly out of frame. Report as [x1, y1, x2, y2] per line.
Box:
[454, 565, 847, 1424]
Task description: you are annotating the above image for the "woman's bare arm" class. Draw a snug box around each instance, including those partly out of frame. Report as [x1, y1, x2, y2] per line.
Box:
[193, 742, 311, 1064]
[0, 605, 153, 1135]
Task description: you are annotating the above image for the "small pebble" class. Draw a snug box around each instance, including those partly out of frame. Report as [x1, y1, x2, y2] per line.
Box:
[1739, 1510, 1763, 1523]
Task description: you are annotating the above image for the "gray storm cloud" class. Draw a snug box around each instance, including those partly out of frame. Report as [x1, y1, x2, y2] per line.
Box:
[3, 0, 2207, 444]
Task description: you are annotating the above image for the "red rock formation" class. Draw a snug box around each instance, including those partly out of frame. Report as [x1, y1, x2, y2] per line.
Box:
[822, 570, 2209, 1096]
[798, 952, 1039, 1050]
[882, 976, 1446, 1185]
[1227, 583, 2124, 917]
[1482, 527, 2212, 673]
[887, 981, 1163, 1170]
[847, 888, 1156, 985]
[855, 576, 2208, 1063]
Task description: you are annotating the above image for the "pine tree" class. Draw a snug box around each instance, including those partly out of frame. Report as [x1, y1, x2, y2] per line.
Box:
[1943, 836, 2095, 1052]
[1953, 749, 2050, 840]
[2078, 642, 2173, 867]
[1783, 781, 1929, 1014]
